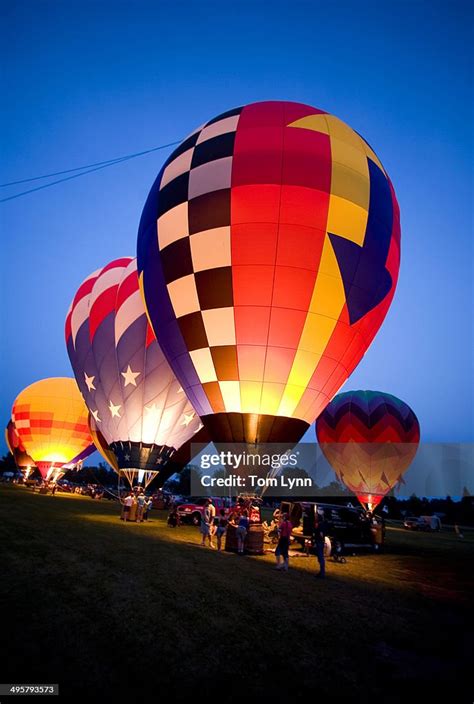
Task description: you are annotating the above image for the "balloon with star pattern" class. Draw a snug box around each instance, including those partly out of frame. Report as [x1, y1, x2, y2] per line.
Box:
[65, 257, 203, 487]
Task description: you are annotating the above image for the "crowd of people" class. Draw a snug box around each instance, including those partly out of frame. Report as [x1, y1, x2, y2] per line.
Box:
[197, 498, 261, 553]
[177, 496, 329, 577]
[273, 510, 328, 577]
[120, 488, 154, 523]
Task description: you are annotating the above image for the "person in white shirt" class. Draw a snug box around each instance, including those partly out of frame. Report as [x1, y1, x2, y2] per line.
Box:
[122, 492, 133, 522]
[200, 499, 216, 548]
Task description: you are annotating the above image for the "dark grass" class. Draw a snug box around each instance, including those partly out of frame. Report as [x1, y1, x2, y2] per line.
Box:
[1, 485, 472, 702]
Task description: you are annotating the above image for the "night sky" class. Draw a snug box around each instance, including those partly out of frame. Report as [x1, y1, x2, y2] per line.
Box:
[1, 0, 472, 458]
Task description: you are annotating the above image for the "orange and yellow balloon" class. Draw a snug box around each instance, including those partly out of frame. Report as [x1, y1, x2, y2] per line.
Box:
[11, 378, 93, 481]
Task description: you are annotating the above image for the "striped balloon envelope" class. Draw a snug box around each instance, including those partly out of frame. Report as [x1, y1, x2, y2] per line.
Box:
[137, 100, 400, 445]
[65, 257, 203, 487]
[11, 378, 93, 481]
[5, 419, 35, 473]
[316, 390, 420, 510]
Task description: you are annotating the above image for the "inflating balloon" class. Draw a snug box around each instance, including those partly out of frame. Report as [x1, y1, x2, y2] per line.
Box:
[62, 443, 97, 473]
[11, 378, 93, 481]
[88, 413, 119, 472]
[66, 257, 203, 487]
[316, 390, 420, 510]
[137, 101, 400, 444]
[5, 419, 35, 477]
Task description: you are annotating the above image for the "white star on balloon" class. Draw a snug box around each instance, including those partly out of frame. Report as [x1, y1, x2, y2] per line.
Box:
[108, 401, 121, 418]
[121, 365, 140, 387]
[124, 454, 130, 461]
[177, 386, 184, 394]
[84, 373, 96, 392]
[182, 412, 195, 427]
[91, 409, 101, 423]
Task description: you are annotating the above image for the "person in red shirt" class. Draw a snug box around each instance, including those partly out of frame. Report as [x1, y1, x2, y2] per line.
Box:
[275, 513, 293, 572]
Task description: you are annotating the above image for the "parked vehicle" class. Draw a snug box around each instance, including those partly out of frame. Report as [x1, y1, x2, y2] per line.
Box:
[403, 516, 427, 530]
[177, 497, 232, 525]
[280, 501, 385, 553]
[403, 515, 441, 531]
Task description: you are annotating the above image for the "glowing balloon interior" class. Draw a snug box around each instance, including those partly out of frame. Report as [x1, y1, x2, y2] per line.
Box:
[11, 378, 93, 481]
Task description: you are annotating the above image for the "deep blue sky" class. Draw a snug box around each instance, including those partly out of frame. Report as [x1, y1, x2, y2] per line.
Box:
[1, 0, 472, 456]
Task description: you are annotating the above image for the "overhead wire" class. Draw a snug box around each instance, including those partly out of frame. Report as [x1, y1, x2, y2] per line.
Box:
[0, 140, 181, 203]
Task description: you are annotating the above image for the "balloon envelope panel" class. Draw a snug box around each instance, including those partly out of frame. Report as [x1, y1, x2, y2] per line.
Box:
[138, 101, 400, 443]
[316, 390, 420, 508]
[11, 378, 92, 470]
[88, 413, 119, 472]
[64, 443, 97, 468]
[5, 420, 35, 469]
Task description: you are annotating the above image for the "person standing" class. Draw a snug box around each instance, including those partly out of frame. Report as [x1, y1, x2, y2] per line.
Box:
[313, 511, 328, 578]
[122, 492, 133, 521]
[275, 513, 293, 571]
[200, 498, 216, 547]
[236, 510, 250, 554]
[136, 491, 146, 522]
[143, 497, 153, 521]
[128, 492, 138, 522]
[216, 509, 228, 551]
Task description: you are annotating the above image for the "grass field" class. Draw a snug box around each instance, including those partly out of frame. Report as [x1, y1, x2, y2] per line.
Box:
[1, 485, 472, 702]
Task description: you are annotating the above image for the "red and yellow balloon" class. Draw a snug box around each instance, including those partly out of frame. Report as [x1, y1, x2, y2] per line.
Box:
[137, 101, 400, 444]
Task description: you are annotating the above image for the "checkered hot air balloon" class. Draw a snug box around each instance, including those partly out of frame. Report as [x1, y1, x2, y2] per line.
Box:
[316, 390, 420, 510]
[11, 378, 93, 481]
[65, 257, 203, 488]
[137, 101, 401, 445]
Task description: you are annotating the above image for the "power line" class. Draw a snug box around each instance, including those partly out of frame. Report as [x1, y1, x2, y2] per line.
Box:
[0, 140, 181, 203]
[0, 141, 181, 187]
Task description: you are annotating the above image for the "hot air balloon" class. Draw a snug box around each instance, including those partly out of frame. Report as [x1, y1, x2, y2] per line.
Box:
[66, 257, 203, 488]
[11, 378, 93, 481]
[5, 419, 36, 478]
[61, 443, 97, 478]
[88, 413, 119, 472]
[316, 390, 420, 510]
[137, 100, 400, 445]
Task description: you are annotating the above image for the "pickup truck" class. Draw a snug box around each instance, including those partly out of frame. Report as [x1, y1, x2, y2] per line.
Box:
[177, 497, 232, 525]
